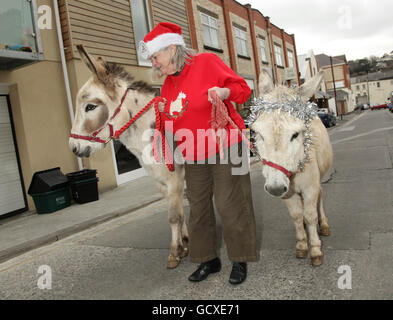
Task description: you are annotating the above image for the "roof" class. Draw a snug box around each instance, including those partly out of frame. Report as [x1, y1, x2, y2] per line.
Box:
[315, 54, 346, 68]
[315, 90, 332, 99]
[333, 55, 347, 64]
[351, 69, 393, 83]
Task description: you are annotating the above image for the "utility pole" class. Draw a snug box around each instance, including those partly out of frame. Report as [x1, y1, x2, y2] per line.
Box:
[330, 56, 340, 119]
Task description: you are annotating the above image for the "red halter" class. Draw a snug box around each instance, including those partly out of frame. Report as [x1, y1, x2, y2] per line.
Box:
[262, 159, 292, 178]
[69, 89, 174, 172]
[69, 88, 129, 144]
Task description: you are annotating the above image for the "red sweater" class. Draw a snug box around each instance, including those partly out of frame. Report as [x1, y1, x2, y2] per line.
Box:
[161, 53, 251, 161]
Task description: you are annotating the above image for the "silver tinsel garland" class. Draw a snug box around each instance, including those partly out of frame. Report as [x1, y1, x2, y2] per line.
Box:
[245, 94, 318, 172]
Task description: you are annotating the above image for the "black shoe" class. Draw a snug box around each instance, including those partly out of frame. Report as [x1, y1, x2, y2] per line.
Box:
[229, 262, 247, 285]
[188, 257, 221, 282]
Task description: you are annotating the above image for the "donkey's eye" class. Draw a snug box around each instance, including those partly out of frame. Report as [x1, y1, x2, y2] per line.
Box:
[291, 132, 299, 141]
[85, 104, 97, 112]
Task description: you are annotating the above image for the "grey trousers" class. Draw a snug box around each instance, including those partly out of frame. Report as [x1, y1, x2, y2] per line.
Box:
[184, 143, 259, 263]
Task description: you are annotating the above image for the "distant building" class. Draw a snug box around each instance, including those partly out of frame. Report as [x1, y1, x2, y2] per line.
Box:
[298, 50, 336, 114]
[315, 54, 355, 114]
[351, 70, 393, 106]
[376, 52, 393, 71]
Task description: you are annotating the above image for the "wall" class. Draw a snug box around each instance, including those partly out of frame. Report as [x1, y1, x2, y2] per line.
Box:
[0, 2, 80, 210]
[323, 64, 345, 90]
[190, 0, 230, 65]
[353, 78, 393, 105]
[229, 12, 255, 80]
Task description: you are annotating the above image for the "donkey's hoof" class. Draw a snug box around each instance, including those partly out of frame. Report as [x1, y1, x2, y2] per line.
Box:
[296, 249, 308, 259]
[311, 256, 323, 267]
[167, 255, 181, 269]
[180, 246, 189, 258]
[319, 225, 330, 236]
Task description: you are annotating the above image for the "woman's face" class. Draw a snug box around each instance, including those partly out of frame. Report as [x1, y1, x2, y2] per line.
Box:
[150, 45, 177, 76]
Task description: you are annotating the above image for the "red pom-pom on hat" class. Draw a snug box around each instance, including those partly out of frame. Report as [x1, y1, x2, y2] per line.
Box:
[139, 22, 185, 59]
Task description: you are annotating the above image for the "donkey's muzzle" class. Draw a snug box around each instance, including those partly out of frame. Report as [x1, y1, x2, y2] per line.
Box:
[71, 143, 91, 158]
[265, 184, 288, 198]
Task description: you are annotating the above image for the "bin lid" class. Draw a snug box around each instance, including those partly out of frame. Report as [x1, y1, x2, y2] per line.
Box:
[28, 167, 69, 195]
[66, 169, 97, 179]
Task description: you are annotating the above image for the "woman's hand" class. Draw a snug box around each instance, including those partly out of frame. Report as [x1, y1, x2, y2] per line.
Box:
[208, 87, 230, 102]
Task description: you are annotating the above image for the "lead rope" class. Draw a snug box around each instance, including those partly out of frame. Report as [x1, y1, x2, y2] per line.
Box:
[114, 96, 174, 172]
[210, 91, 253, 159]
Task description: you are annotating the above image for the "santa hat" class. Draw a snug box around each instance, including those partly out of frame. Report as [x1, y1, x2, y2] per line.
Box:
[139, 22, 186, 59]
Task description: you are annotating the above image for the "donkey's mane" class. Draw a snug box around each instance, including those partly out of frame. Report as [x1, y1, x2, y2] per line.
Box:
[104, 62, 156, 95]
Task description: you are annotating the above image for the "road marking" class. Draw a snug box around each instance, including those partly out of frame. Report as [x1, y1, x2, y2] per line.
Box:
[329, 112, 366, 135]
[332, 126, 393, 144]
[338, 125, 356, 132]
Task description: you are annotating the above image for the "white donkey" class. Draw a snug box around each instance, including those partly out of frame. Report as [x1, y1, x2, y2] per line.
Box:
[250, 70, 333, 266]
[69, 45, 188, 269]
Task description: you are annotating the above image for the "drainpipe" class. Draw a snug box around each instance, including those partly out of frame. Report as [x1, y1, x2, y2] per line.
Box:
[53, 0, 83, 170]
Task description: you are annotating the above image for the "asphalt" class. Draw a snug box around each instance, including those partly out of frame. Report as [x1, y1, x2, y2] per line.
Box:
[0, 112, 360, 265]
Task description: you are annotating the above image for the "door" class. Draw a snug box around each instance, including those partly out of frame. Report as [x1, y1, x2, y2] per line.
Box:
[110, 140, 146, 185]
[0, 95, 27, 218]
[109, 86, 161, 185]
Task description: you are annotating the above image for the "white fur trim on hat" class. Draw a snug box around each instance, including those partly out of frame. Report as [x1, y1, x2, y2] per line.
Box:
[139, 33, 185, 59]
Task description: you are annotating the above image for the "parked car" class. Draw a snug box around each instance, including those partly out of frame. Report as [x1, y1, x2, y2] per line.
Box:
[362, 104, 370, 110]
[388, 103, 393, 113]
[317, 109, 337, 128]
[371, 103, 388, 110]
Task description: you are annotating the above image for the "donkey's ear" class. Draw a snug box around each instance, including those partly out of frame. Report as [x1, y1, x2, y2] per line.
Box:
[299, 70, 325, 102]
[76, 44, 107, 81]
[258, 69, 274, 96]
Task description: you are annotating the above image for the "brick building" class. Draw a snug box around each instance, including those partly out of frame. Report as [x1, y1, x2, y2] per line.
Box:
[315, 53, 355, 114]
[186, 0, 300, 106]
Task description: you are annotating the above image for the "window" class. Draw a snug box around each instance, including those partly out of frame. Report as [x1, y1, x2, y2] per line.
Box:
[287, 49, 294, 68]
[274, 44, 283, 67]
[234, 27, 248, 56]
[356, 85, 360, 90]
[201, 13, 220, 49]
[377, 82, 380, 88]
[259, 37, 268, 62]
[130, 0, 151, 66]
[244, 79, 255, 107]
[362, 84, 366, 89]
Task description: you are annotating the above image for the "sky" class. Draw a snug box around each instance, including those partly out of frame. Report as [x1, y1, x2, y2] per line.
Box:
[236, 0, 393, 61]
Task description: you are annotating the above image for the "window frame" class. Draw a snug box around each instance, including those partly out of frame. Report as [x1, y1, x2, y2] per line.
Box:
[258, 37, 268, 63]
[234, 27, 248, 57]
[274, 43, 284, 67]
[287, 49, 294, 68]
[130, 0, 152, 67]
[200, 12, 220, 49]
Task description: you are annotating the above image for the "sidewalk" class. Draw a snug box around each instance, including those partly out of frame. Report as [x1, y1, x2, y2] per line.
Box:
[0, 175, 164, 264]
[0, 111, 360, 265]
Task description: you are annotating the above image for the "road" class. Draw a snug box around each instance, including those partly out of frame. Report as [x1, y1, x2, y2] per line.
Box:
[0, 109, 392, 300]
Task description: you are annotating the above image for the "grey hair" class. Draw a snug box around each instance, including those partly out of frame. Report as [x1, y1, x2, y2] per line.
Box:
[151, 45, 196, 80]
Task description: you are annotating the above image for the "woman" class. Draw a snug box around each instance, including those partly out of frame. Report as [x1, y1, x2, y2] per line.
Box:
[140, 22, 258, 285]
